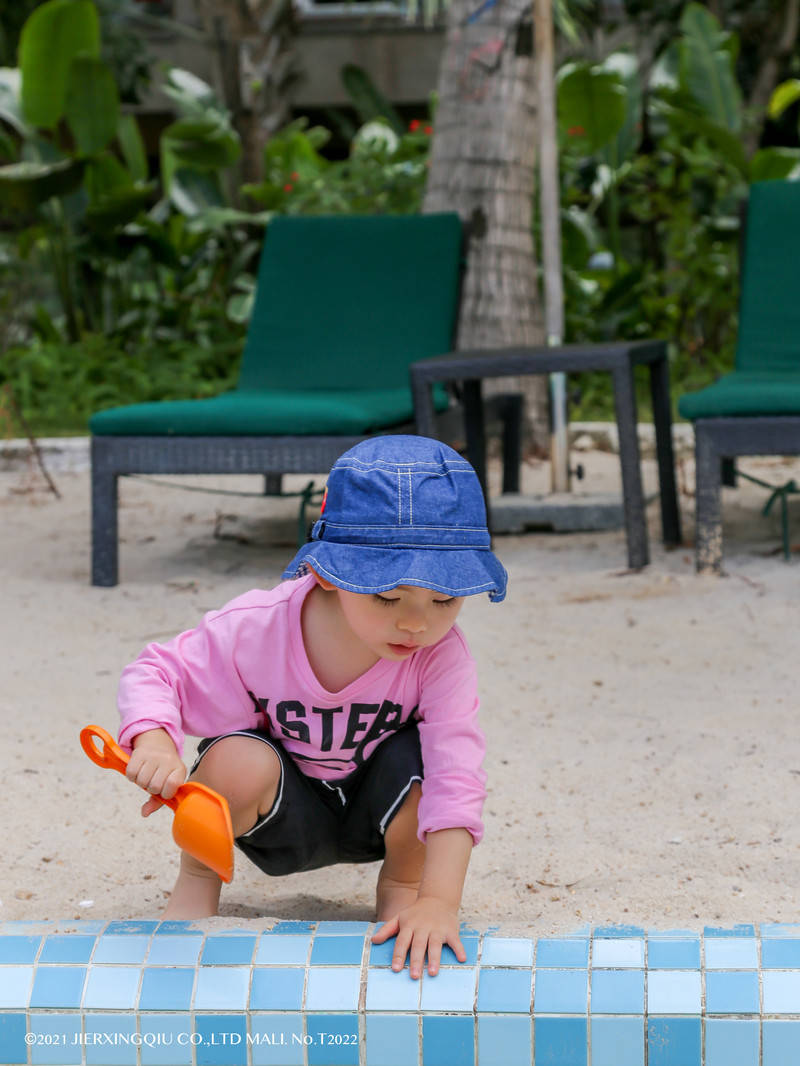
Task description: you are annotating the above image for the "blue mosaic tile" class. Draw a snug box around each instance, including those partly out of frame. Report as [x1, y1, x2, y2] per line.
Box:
[763, 1020, 800, 1065]
[195, 1015, 248, 1066]
[94, 933, 151, 964]
[250, 967, 305, 1010]
[0, 965, 33, 1008]
[706, 971, 760, 1014]
[648, 929, 699, 938]
[39, 934, 95, 964]
[647, 938, 701, 969]
[365, 1015, 419, 1066]
[704, 937, 758, 969]
[310, 934, 364, 965]
[0, 934, 41, 963]
[536, 938, 589, 968]
[255, 934, 311, 965]
[194, 966, 250, 1011]
[763, 970, 800, 1013]
[420, 966, 477, 1012]
[590, 969, 645, 1014]
[139, 966, 195, 1011]
[762, 939, 800, 969]
[478, 1015, 531, 1066]
[306, 966, 361, 1011]
[647, 1017, 701, 1066]
[705, 1018, 760, 1066]
[84, 1014, 139, 1066]
[29, 965, 86, 1008]
[480, 937, 533, 967]
[534, 1017, 587, 1066]
[591, 1017, 645, 1066]
[316, 921, 371, 935]
[533, 969, 589, 1013]
[592, 938, 644, 968]
[761, 923, 800, 938]
[29, 1014, 82, 1065]
[83, 965, 141, 1009]
[369, 938, 397, 966]
[270, 921, 316, 934]
[104, 920, 159, 935]
[422, 1015, 474, 1066]
[306, 1014, 360, 1065]
[441, 937, 480, 966]
[595, 925, 645, 938]
[476, 967, 532, 1013]
[647, 971, 702, 1014]
[249, 1015, 305, 1066]
[0, 1013, 27, 1065]
[139, 1014, 194, 1065]
[146, 934, 203, 966]
[365, 967, 421, 1011]
[201, 934, 257, 966]
[704, 924, 756, 938]
[153, 920, 205, 936]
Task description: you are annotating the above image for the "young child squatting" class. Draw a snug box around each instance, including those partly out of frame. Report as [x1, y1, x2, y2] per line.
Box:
[117, 435, 507, 978]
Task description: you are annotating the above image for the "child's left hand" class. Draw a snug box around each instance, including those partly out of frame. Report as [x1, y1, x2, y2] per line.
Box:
[372, 896, 466, 980]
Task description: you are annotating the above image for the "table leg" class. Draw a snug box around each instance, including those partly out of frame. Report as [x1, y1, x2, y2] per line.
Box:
[694, 423, 723, 573]
[411, 372, 437, 439]
[612, 364, 649, 569]
[648, 354, 682, 546]
[462, 379, 490, 524]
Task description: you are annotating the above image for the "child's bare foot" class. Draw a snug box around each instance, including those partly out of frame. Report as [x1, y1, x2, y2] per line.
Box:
[161, 852, 223, 919]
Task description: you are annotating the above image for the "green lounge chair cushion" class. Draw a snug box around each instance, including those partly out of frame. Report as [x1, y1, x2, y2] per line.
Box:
[89, 385, 448, 436]
[678, 371, 800, 420]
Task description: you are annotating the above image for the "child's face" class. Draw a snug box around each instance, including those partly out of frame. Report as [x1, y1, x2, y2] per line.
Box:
[334, 585, 465, 661]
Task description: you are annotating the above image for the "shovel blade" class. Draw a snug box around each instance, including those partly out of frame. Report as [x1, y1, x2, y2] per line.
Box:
[171, 782, 235, 883]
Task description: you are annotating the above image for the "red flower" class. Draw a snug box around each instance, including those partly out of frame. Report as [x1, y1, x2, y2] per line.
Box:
[283, 183, 294, 192]
[409, 119, 421, 132]
[424, 125, 433, 135]
[291, 171, 299, 180]
[567, 125, 586, 137]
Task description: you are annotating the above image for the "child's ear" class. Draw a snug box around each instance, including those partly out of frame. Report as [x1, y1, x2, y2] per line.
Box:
[307, 567, 337, 592]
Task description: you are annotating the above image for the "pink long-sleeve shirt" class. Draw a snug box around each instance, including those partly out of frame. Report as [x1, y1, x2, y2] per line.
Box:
[117, 574, 487, 844]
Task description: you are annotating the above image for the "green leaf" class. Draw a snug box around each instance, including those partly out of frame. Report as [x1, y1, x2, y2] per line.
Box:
[162, 118, 241, 174]
[557, 62, 627, 153]
[117, 113, 148, 182]
[658, 100, 748, 176]
[64, 56, 119, 155]
[341, 64, 405, 137]
[749, 148, 800, 182]
[0, 157, 84, 211]
[19, 0, 100, 129]
[85, 182, 154, 230]
[678, 2, 741, 132]
[768, 80, 800, 121]
[0, 68, 32, 138]
[169, 167, 225, 216]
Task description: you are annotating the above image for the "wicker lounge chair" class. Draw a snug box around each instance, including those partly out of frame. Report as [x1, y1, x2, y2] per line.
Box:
[679, 180, 800, 571]
[89, 213, 462, 585]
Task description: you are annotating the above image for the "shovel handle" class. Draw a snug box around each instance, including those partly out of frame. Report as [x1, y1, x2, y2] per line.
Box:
[80, 724, 130, 775]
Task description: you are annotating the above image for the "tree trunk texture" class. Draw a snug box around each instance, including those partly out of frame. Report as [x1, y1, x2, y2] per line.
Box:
[423, 0, 548, 452]
[194, 0, 300, 185]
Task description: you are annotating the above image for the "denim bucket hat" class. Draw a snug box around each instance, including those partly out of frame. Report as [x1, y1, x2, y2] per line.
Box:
[282, 435, 507, 602]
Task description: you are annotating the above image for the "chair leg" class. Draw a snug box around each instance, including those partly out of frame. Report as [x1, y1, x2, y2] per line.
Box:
[721, 457, 737, 487]
[695, 426, 723, 573]
[91, 463, 119, 587]
[648, 355, 682, 546]
[263, 474, 283, 496]
[612, 364, 649, 569]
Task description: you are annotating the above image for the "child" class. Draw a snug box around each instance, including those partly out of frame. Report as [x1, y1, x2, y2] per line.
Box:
[117, 435, 507, 978]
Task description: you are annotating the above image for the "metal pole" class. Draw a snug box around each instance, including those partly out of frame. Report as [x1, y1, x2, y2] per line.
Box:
[534, 0, 570, 492]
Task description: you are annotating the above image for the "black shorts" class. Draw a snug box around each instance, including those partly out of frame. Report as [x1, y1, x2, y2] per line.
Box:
[192, 723, 423, 876]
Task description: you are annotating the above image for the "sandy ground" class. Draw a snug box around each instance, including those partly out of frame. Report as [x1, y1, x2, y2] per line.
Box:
[2, 442, 800, 937]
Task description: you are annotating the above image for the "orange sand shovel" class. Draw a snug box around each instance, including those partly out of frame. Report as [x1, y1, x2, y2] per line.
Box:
[80, 724, 234, 883]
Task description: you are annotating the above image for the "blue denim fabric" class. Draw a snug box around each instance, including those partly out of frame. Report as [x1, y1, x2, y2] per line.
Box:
[282, 436, 507, 602]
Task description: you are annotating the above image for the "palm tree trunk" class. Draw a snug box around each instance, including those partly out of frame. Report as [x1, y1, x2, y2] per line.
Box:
[423, 0, 548, 450]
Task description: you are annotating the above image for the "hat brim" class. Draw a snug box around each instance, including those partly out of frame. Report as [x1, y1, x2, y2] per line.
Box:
[283, 542, 507, 603]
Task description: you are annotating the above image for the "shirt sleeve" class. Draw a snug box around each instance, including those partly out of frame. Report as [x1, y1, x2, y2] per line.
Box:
[414, 627, 487, 846]
[116, 603, 256, 756]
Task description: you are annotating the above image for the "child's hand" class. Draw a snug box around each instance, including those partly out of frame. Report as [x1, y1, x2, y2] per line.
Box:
[372, 897, 466, 980]
[127, 729, 186, 817]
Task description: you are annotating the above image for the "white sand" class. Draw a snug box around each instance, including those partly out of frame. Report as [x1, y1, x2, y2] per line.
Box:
[2, 446, 799, 935]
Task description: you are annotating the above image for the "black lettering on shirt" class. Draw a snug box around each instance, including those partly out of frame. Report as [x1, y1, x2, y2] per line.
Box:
[342, 703, 379, 748]
[275, 700, 310, 743]
[248, 691, 269, 719]
[311, 706, 344, 751]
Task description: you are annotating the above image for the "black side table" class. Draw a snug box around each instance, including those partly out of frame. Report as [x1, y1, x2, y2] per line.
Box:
[410, 341, 682, 570]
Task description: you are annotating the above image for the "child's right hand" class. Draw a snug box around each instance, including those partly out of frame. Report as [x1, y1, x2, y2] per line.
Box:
[127, 728, 187, 817]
